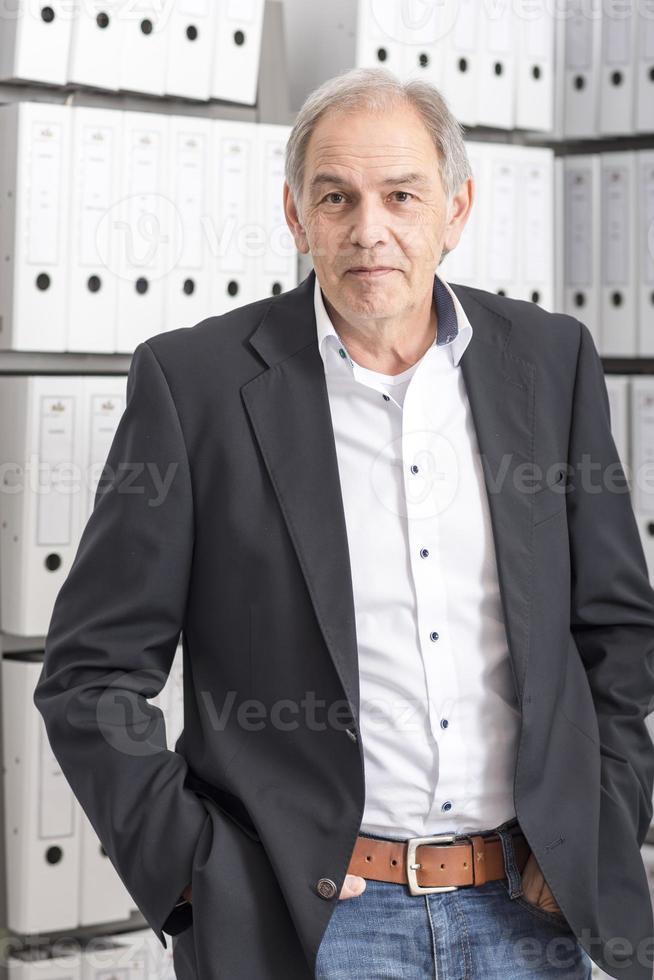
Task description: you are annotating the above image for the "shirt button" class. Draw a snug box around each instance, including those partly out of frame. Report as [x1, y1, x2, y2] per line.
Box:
[382, 394, 390, 401]
[411, 464, 419, 474]
[440, 718, 449, 729]
[316, 878, 337, 899]
[441, 801, 452, 812]
[430, 631, 439, 641]
[420, 548, 429, 558]
[338, 348, 347, 359]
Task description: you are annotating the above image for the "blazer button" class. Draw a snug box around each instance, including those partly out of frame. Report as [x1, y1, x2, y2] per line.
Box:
[316, 878, 337, 899]
[346, 727, 358, 742]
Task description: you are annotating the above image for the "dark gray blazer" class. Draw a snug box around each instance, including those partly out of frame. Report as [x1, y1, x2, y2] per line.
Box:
[34, 269, 654, 980]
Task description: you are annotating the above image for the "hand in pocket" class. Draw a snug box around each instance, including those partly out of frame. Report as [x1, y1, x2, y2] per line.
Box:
[521, 853, 562, 915]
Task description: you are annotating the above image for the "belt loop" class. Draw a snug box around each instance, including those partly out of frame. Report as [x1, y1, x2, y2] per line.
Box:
[494, 823, 524, 899]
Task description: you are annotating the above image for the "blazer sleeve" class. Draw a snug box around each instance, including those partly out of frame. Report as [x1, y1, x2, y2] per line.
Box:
[32, 340, 209, 947]
[568, 319, 654, 848]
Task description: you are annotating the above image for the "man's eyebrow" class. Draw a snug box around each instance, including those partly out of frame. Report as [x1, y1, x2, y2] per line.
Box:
[308, 171, 432, 192]
[380, 172, 431, 188]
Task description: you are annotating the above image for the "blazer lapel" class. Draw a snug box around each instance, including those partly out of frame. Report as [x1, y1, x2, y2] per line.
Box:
[241, 272, 362, 727]
[242, 271, 536, 732]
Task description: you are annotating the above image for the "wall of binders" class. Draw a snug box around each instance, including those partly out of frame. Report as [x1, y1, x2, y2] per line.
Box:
[0, 102, 296, 353]
[0, 0, 265, 105]
[1, 647, 185, 977]
[283, 0, 654, 137]
[0, 0, 298, 976]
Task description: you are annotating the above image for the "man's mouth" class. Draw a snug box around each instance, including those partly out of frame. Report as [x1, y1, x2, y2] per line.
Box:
[347, 267, 397, 278]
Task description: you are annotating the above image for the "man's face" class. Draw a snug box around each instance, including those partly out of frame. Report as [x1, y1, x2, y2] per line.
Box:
[284, 101, 472, 327]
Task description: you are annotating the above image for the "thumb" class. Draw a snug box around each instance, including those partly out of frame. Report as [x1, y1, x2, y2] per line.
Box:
[339, 874, 367, 900]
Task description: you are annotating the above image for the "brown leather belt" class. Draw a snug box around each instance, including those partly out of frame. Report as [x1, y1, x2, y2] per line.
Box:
[348, 830, 530, 896]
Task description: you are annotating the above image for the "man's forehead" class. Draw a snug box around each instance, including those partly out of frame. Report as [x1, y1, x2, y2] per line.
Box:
[306, 137, 437, 180]
[307, 107, 435, 158]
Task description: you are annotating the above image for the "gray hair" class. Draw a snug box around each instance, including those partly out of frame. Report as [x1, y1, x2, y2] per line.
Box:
[285, 66, 473, 223]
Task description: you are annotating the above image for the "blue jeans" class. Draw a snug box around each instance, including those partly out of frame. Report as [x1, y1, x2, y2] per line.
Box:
[316, 819, 594, 979]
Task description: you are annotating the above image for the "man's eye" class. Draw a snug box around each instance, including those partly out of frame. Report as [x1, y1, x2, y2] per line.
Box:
[393, 191, 415, 202]
[324, 192, 345, 204]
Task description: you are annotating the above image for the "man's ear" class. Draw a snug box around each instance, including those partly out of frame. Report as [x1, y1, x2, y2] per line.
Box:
[442, 177, 474, 256]
[283, 181, 310, 254]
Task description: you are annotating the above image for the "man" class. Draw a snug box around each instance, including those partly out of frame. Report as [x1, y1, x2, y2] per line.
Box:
[34, 66, 654, 980]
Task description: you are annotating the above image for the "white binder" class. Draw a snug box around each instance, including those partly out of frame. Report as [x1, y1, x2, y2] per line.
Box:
[0, 102, 71, 352]
[630, 377, 654, 512]
[211, 120, 258, 313]
[476, 0, 515, 130]
[115, 112, 170, 353]
[630, 378, 654, 582]
[515, 145, 554, 310]
[599, 151, 637, 357]
[119, 1, 167, 96]
[562, 154, 602, 350]
[0, 0, 71, 84]
[2, 656, 81, 934]
[211, 0, 265, 105]
[397, 0, 443, 86]
[514, 0, 555, 132]
[80, 376, 127, 527]
[604, 374, 631, 485]
[554, 156, 565, 313]
[164, 115, 214, 331]
[0, 377, 84, 637]
[255, 124, 298, 301]
[637, 150, 654, 355]
[477, 144, 520, 298]
[598, 0, 636, 136]
[67, 0, 124, 91]
[164, 0, 217, 100]
[66, 106, 122, 353]
[561, 0, 601, 139]
[355, 0, 404, 76]
[437, 0, 479, 127]
[635, 0, 654, 133]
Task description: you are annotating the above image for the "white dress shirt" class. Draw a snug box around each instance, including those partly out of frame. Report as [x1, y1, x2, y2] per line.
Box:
[315, 271, 521, 840]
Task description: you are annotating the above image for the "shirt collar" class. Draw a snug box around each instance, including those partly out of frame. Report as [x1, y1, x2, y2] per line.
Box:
[315, 269, 473, 370]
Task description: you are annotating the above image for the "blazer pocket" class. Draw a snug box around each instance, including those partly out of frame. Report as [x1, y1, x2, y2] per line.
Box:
[532, 470, 567, 526]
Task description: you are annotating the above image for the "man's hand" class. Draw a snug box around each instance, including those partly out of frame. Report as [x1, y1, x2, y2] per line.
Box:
[182, 883, 193, 903]
[339, 874, 367, 899]
[520, 852, 563, 914]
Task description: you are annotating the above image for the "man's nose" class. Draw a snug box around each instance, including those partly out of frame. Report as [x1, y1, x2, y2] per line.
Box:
[349, 198, 392, 250]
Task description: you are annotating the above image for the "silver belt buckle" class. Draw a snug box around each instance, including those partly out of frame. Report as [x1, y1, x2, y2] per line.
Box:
[405, 832, 470, 896]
